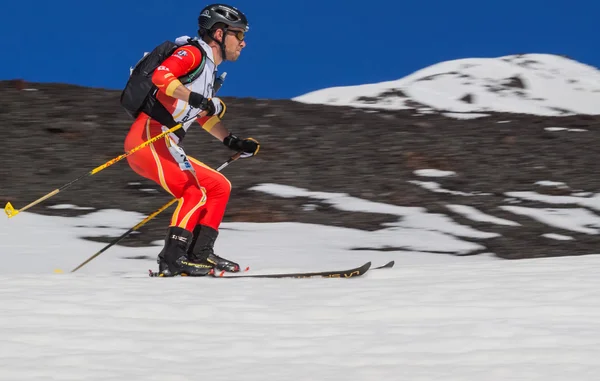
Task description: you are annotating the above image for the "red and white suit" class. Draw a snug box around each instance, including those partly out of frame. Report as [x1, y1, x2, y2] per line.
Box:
[124, 37, 230, 232]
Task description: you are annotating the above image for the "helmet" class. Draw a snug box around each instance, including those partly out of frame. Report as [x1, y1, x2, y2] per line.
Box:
[198, 4, 249, 35]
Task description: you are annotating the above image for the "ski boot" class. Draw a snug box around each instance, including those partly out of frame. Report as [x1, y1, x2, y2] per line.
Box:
[188, 225, 240, 273]
[156, 226, 214, 277]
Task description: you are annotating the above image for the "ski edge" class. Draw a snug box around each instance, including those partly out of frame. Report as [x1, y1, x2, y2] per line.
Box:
[213, 261, 372, 279]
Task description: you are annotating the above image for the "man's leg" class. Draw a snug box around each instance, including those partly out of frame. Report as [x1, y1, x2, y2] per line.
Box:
[185, 157, 240, 272]
[125, 117, 212, 276]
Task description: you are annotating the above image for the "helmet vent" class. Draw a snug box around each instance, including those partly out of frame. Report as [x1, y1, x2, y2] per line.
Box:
[216, 9, 239, 22]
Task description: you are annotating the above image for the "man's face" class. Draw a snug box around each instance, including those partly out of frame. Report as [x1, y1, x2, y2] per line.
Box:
[224, 28, 246, 61]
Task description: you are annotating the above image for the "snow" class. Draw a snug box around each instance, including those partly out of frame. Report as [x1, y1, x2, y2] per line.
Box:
[414, 169, 457, 177]
[498, 206, 600, 235]
[4, 51, 600, 379]
[543, 233, 574, 241]
[535, 181, 568, 188]
[48, 204, 95, 211]
[408, 180, 492, 197]
[446, 204, 521, 226]
[3, 182, 600, 379]
[293, 54, 600, 117]
[545, 127, 589, 132]
[441, 112, 491, 119]
[505, 191, 600, 211]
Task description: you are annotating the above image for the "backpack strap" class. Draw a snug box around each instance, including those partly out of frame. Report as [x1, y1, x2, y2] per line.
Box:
[146, 38, 208, 135]
[177, 38, 207, 84]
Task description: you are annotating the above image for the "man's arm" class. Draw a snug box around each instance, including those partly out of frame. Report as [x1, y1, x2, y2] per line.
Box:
[152, 46, 201, 102]
[198, 116, 259, 156]
[205, 121, 230, 142]
[151, 46, 214, 117]
[169, 85, 193, 103]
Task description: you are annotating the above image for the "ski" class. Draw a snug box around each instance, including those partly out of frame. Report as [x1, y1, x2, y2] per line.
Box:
[213, 261, 373, 279]
[374, 260, 395, 270]
[148, 265, 250, 277]
[149, 260, 394, 278]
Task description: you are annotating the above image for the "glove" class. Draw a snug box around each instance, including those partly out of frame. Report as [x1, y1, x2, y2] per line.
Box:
[206, 97, 226, 118]
[189, 93, 226, 118]
[223, 133, 260, 158]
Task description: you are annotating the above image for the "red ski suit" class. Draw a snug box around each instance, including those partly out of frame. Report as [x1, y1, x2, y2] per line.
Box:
[124, 44, 230, 232]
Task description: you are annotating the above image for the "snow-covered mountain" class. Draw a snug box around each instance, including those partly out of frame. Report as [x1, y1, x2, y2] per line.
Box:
[294, 54, 600, 117]
[3, 53, 600, 380]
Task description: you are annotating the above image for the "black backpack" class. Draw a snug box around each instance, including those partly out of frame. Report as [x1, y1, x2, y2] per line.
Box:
[120, 38, 207, 127]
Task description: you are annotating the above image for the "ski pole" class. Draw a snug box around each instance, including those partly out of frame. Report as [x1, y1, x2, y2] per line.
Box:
[70, 198, 177, 273]
[70, 151, 242, 273]
[4, 115, 202, 219]
[6, 72, 229, 219]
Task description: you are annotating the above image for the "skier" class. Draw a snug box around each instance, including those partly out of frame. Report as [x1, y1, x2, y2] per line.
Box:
[123, 3, 260, 276]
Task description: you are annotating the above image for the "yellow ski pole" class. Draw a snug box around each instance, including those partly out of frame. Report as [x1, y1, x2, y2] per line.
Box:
[70, 151, 242, 273]
[4, 117, 198, 219]
[70, 198, 177, 273]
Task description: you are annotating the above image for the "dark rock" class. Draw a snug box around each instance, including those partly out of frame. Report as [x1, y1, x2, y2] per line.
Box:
[2, 80, 600, 259]
[459, 93, 474, 104]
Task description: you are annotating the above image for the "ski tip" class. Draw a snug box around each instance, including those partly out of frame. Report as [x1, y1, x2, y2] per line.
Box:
[373, 261, 395, 270]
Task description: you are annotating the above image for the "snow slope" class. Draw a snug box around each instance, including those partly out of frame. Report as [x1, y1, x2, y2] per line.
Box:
[294, 54, 600, 116]
[3, 185, 600, 379]
[3, 202, 600, 379]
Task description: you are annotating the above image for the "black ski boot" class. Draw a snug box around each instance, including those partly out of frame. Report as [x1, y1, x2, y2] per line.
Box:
[157, 226, 214, 277]
[188, 225, 240, 273]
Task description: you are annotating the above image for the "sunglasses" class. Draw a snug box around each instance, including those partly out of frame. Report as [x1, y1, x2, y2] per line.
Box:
[226, 29, 246, 42]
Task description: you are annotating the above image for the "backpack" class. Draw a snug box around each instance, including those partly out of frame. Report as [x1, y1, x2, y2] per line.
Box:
[120, 38, 207, 127]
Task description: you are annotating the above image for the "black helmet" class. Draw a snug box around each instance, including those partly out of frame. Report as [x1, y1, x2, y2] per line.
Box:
[198, 4, 249, 35]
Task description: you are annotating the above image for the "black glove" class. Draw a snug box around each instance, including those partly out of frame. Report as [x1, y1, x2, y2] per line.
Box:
[188, 93, 226, 118]
[223, 133, 260, 158]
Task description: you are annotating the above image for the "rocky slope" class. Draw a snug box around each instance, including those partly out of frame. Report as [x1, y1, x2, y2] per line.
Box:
[2, 79, 600, 259]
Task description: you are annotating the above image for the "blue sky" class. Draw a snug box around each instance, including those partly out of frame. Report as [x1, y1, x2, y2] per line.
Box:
[1, 0, 597, 99]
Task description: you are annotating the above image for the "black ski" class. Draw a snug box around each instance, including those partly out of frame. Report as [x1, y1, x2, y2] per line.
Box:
[374, 260, 395, 270]
[213, 261, 372, 279]
[149, 260, 395, 278]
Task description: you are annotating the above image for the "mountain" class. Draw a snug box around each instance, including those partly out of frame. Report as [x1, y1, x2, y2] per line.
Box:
[1, 53, 600, 261]
[4, 57, 600, 381]
[294, 54, 600, 118]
